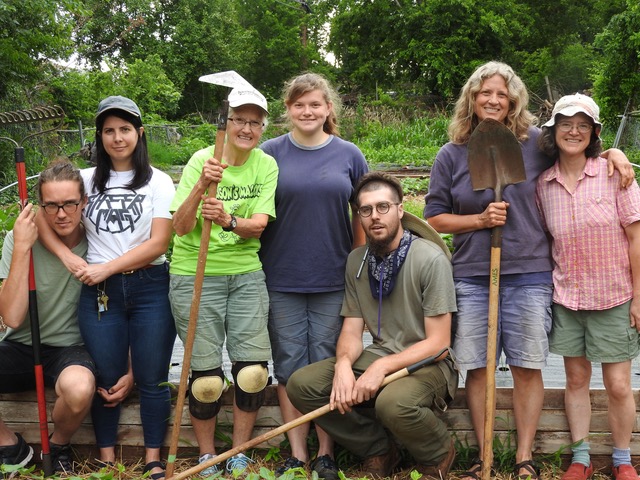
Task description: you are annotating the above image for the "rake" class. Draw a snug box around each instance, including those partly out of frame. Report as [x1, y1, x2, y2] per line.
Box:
[0, 105, 66, 477]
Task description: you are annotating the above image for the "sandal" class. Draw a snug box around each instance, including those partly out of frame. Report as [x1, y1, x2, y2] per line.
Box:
[515, 460, 539, 480]
[460, 457, 483, 480]
[143, 460, 166, 480]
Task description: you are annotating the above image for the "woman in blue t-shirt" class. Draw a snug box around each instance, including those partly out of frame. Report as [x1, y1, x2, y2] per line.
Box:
[259, 73, 368, 479]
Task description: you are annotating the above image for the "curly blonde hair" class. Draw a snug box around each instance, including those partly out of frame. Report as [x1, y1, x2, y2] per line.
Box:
[448, 61, 536, 144]
[283, 72, 342, 136]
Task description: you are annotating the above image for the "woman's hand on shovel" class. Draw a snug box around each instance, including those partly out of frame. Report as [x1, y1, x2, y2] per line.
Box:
[478, 201, 509, 229]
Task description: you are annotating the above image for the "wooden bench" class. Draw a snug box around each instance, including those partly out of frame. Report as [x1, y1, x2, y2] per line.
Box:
[2, 386, 639, 469]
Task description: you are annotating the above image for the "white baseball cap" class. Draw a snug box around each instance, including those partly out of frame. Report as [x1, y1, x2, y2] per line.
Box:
[228, 88, 268, 115]
[543, 93, 602, 133]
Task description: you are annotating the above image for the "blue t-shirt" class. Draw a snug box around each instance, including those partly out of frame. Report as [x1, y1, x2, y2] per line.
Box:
[259, 133, 368, 292]
[424, 127, 553, 278]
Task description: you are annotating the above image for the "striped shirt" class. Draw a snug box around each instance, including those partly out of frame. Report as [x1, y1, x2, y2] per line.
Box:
[536, 156, 640, 310]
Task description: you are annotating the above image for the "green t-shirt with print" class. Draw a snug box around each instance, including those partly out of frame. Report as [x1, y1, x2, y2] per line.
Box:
[170, 146, 278, 276]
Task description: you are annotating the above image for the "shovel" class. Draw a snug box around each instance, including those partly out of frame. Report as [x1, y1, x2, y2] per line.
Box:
[165, 70, 256, 478]
[467, 118, 525, 480]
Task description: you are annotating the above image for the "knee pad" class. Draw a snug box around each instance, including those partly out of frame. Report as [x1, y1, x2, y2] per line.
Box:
[232, 362, 271, 412]
[188, 368, 225, 420]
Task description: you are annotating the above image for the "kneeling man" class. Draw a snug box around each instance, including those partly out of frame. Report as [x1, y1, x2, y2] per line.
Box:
[287, 172, 458, 479]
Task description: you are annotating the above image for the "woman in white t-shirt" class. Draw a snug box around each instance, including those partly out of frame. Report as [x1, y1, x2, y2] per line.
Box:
[38, 96, 175, 479]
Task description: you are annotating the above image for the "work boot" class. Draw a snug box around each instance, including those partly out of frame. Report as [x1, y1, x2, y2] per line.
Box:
[415, 439, 456, 480]
[362, 442, 400, 478]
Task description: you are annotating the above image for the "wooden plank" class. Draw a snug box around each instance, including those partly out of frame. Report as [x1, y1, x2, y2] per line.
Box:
[5, 385, 640, 458]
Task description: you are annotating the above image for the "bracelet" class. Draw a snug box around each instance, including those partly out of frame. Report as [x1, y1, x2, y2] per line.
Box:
[0, 315, 6, 332]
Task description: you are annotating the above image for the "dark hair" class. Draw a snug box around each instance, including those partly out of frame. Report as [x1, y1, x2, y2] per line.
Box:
[538, 122, 602, 160]
[93, 108, 152, 194]
[38, 159, 85, 203]
[354, 172, 403, 205]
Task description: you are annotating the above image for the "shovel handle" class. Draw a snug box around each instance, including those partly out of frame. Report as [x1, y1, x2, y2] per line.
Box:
[167, 348, 450, 480]
[481, 228, 502, 480]
[166, 101, 228, 478]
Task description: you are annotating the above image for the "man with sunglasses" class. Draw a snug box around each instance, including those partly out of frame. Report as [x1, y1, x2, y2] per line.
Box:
[0, 161, 131, 475]
[287, 172, 458, 479]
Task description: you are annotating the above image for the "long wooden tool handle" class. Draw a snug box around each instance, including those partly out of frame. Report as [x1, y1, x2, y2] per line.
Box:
[166, 101, 228, 478]
[481, 234, 501, 480]
[167, 349, 450, 480]
[482, 180, 504, 480]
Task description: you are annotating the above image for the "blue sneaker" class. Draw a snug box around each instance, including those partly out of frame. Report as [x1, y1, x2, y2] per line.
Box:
[198, 453, 220, 478]
[226, 453, 254, 475]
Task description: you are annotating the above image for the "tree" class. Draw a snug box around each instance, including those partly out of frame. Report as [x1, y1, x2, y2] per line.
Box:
[592, 0, 640, 124]
[0, 0, 81, 101]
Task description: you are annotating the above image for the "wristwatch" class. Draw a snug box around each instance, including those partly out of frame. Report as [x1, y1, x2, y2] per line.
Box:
[222, 214, 237, 232]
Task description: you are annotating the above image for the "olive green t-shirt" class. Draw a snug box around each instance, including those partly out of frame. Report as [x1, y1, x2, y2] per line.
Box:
[0, 232, 87, 347]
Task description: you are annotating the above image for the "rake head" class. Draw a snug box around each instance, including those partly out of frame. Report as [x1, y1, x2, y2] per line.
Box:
[0, 105, 65, 126]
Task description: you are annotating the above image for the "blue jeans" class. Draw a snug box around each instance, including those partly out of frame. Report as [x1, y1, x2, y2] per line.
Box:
[78, 263, 176, 448]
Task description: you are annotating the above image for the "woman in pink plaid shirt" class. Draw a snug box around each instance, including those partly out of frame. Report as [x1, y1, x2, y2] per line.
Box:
[536, 93, 640, 480]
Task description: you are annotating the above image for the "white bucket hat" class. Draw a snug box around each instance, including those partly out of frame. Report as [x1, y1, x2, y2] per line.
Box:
[543, 93, 602, 133]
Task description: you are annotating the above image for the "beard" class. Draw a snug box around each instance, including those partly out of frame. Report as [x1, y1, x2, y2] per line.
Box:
[368, 221, 402, 256]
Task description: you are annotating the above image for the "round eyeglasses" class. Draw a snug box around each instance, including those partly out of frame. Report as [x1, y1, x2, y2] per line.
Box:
[556, 121, 593, 134]
[41, 201, 81, 215]
[357, 202, 400, 217]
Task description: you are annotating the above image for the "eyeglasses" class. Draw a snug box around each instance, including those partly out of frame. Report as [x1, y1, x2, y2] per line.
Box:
[228, 117, 264, 130]
[41, 201, 81, 215]
[556, 121, 593, 134]
[357, 202, 400, 217]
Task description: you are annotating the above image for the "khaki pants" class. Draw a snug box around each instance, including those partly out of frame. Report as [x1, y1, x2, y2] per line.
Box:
[287, 350, 457, 464]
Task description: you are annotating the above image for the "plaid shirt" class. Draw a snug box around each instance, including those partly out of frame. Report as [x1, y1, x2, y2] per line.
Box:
[536, 157, 640, 310]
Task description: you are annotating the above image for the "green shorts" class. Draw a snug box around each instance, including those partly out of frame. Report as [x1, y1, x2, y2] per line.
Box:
[169, 270, 272, 371]
[550, 301, 640, 363]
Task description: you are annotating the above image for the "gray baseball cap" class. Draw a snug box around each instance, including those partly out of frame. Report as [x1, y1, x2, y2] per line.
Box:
[96, 96, 142, 119]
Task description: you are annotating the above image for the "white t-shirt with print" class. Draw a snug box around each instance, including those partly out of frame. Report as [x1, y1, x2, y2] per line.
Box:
[81, 167, 174, 265]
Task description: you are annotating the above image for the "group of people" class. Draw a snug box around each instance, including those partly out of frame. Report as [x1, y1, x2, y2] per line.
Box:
[0, 62, 638, 480]
[425, 61, 640, 480]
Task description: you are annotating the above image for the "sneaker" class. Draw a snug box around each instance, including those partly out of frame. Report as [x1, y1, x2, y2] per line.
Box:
[612, 464, 639, 480]
[562, 462, 593, 480]
[276, 456, 306, 476]
[0, 433, 34, 478]
[198, 453, 220, 477]
[310, 455, 339, 480]
[50, 441, 73, 474]
[362, 442, 400, 478]
[225, 453, 254, 475]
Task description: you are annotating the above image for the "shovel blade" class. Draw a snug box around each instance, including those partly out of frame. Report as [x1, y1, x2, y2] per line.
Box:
[199, 71, 253, 90]
[467, 118, 526, 194]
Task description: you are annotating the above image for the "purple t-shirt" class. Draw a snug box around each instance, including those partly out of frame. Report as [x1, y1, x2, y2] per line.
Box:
[259, 133, 368, 292]
[424, 127, 553, 278]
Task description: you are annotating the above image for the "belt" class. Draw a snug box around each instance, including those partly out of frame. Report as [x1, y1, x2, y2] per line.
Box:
[121, 264, 155, 275]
